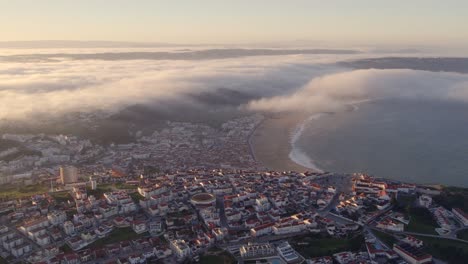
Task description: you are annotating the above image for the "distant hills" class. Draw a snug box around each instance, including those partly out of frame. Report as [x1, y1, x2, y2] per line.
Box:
[0, 48, 359, 62]
[0, 40, 178, 48]
[341, 57, 468, 74]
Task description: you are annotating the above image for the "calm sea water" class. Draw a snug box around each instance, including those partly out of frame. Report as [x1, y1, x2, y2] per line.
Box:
[296, 99, 468, 186]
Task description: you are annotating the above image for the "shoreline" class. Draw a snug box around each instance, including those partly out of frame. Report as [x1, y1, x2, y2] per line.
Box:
[247, 117, 264, 163]
[250, 113, 312, 172]
[249, 102, 365, 173]
[288, 113, 327, 172]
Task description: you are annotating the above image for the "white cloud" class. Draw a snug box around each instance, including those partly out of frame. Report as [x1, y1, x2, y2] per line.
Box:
[2, 50, 468, 122]
[0, 54, 343, 120]
[246, 69, 468, 113]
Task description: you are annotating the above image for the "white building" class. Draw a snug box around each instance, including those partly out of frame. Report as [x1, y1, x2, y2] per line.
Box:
[273, 222, 308, 235]
[3, 236, 23, 251]
[48, 211, 67, 226]
[132, 221, 147, 234]
[452, 208, 468, 227]
[27, 227, 47, 240]
[376, 219, 404, 232]
[393, 244, 432, 264]
[250, 223, 274, 237]
[60, 165, 79, 184]
[19, 217, 49, 233]
[170, 239, 191, 259]
[36, 234, 51, 247]
[333, 251, 356, 264]
[63, 221, 75, 235]
[277, 242, 303, 263]
[138, 185, 167, 198]
[98, 204, 118, 218]
[254, 196, 271, 212]
[239, 243, 275, 259]
[402, 236, 423, 248]
[432, 207, 453, 230]
[418, 195, 432, 208]
[90, 180, 97, 190]
[11, 243, 32, 258]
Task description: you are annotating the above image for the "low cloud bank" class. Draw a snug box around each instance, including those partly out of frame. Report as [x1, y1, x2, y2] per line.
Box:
[2, 50, 468, 123]
[0, 55, 341, 121]
[246, 69, 468, 113]
[0, 48, 359, 62]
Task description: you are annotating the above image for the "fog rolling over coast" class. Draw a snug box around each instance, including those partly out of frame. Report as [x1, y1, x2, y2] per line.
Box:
[2, 47, 468, 185]
[246, 65, 468, 186]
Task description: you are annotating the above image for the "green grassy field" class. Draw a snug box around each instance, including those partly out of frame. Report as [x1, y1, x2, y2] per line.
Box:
[130, 192, 144, 203]
[372, 229, 397, 247]
[0, 184, 49, 199]
[200, 252, 236, 264]
[292, 235, 364, 258]
[86, 184, 113, 199]
[115, 182, 138, 190]
[457, 229, 468, 240]
[200, 248, 236, 264]
[433, 187, 468, 212]
[415, 235, 468, 264]
[88, 227, 148, 248]
[60, 244, 73, 253]
[65, 209, 78, 219]
[393, 195, 438, 235]
[86, 183, 138, 199]
[50, 191, 72, 203]
[406, 208, 438, 235]
[396, 194, 417, 208]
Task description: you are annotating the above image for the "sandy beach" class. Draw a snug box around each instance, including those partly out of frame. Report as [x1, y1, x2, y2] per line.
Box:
[251, 113, 311, 172]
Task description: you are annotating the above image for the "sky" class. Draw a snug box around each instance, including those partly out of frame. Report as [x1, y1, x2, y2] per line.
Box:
[1, 0, 468, 47]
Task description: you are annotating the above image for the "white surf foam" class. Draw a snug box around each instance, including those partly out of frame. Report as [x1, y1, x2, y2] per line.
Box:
[289, 100, 373, 172]
[289, 113, 326, 172]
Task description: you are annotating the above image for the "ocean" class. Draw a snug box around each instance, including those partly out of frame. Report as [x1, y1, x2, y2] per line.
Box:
[291, 99, 468, 187]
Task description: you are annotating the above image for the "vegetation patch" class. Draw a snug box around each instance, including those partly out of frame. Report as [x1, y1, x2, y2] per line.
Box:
[393, 196, 438, 235]
[50, 191, 72, 203]
[87, 184, 113, 199]
[87, 227, 148, 248]
[200, 251, 236, 264]
[60, 244, 73, 253]
[457, 229, 468, 240]
[0, 184, 48, 199]
[130, 192, 144, 203]
[65, 209, 78, 219]
[395, 194, 417, 208]
[115, 182, 138, 190]
[434, 187, 468, 212]
[291, 234, 364, 258]
[405, 207, 438, 235]
[415, 235, 468, 264]
[372, 229, 397, 247]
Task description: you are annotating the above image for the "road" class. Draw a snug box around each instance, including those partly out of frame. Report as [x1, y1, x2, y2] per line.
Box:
[398, 230, 468, 244]
[317, 193, 340, 217]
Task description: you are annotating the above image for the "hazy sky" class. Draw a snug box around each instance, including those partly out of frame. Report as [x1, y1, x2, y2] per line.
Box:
[1, 0, 468, 46]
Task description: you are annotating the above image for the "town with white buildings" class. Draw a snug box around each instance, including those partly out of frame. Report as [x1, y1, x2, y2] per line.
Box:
[1, 115, 468, 263]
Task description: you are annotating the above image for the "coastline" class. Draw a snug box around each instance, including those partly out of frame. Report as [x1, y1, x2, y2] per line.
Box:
[247, 117, 264, 163]
[288, 113, 327, 172]
[250, 102, 369, 173]
[250, 113, 313, 172]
